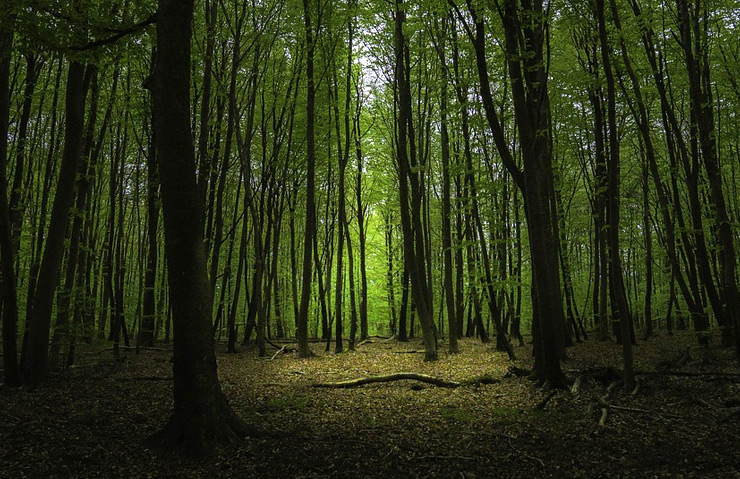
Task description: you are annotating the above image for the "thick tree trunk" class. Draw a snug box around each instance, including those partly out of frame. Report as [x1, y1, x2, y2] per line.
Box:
[145, 0, 252, 456]
[498, 0, 565, 387]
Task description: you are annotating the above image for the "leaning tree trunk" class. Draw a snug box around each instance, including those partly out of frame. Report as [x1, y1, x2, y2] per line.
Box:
[145, 0, 252, 456]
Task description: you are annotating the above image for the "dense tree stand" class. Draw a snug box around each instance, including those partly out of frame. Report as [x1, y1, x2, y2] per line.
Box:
[147, 0, 254, 456]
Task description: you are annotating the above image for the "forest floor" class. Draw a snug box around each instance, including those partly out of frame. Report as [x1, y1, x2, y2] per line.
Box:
[1, 332, 740, 478]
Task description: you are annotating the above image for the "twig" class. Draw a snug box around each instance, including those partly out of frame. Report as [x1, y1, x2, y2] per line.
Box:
[571, 375, 585, 396]
[607, 404, 682, 419]
[599, 408, 608, 427]
[636, 370, 740, 378]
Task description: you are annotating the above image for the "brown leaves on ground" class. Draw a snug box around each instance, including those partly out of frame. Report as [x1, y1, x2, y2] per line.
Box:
[1, 332, 739, 478]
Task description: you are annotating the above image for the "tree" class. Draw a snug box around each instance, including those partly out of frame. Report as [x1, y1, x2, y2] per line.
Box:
[21, 59, 87, 387]
[297, 0, 318, 358]
[0, 19, 21, 387]
[394, 0, 438, 361]
[459, 0, 566, 385]
[144, 0, 252, 455]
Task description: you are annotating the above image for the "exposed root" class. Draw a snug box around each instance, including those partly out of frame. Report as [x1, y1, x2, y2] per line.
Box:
[534, 390, 558, 410]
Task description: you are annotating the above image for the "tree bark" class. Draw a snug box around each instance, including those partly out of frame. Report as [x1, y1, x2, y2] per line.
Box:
[21, 60, 87, 387]
[394, 0, 437, 361]
[145, 0, 252, 456]
[0, 24, 21, 387]
[296, 0, 317, 358]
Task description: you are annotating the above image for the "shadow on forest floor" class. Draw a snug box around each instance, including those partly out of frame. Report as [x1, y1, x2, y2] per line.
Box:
[1, 333, 739, 478]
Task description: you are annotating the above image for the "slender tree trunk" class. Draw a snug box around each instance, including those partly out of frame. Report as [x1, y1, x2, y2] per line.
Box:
[21, 61, 87, 387]
[297, 0, 317, 358]
[597, 0, 634, 389]
[0, 24, 21, 387]
[394, 0, 437, 360]
[49, 66, 98, 369]
[434, 15, 459, 354]
[677, 0, 740, 356]
[141, 52, 160, 347]
[385, 213, 398, 336]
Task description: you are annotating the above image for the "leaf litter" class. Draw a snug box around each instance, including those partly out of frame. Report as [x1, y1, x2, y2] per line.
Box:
[1, 332, 739, 478]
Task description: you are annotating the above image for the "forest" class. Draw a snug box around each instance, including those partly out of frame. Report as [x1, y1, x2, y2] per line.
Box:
[1, 0, 740, 476]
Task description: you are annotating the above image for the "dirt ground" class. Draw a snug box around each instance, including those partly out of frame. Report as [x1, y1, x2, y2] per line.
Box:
[1, 332, 739, 478]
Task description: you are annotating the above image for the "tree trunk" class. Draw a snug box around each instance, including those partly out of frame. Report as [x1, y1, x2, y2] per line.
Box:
[21, 60, 87, 387]
[677, 0, 740, 357]
[394, 0, 437, 361]
[597, 0, 634, 389]
[434, 15, 459, 354]
[141, 51, 160, 347]
[296, 0, 317, 358]
[0, 24, 21, 387]
[145, 0, 252, 456]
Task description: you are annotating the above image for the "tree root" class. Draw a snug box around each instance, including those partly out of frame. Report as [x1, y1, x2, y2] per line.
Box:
[144, 411, 260, 457]
[144, 392, 261, 457]
[534, 390, 558, 410]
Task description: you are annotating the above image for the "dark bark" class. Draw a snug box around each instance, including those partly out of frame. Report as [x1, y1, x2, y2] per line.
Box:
[49, 65, 98, 370]
[596, 0, 633, 389]
[497, 0, 566, 386]
[0, 24, 21, 387]
[145, 0, 252, 456]
[297, 0, 317, 358]
[677, 0, 740, 357]
[141, 51, 160, 347]
[434, 15, 459, 354]
[21, 60, 87, 387]
[394, 0, 437, 360]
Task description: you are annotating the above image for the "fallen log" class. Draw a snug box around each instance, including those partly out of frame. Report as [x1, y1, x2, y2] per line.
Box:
[311, 372, 461, 389]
